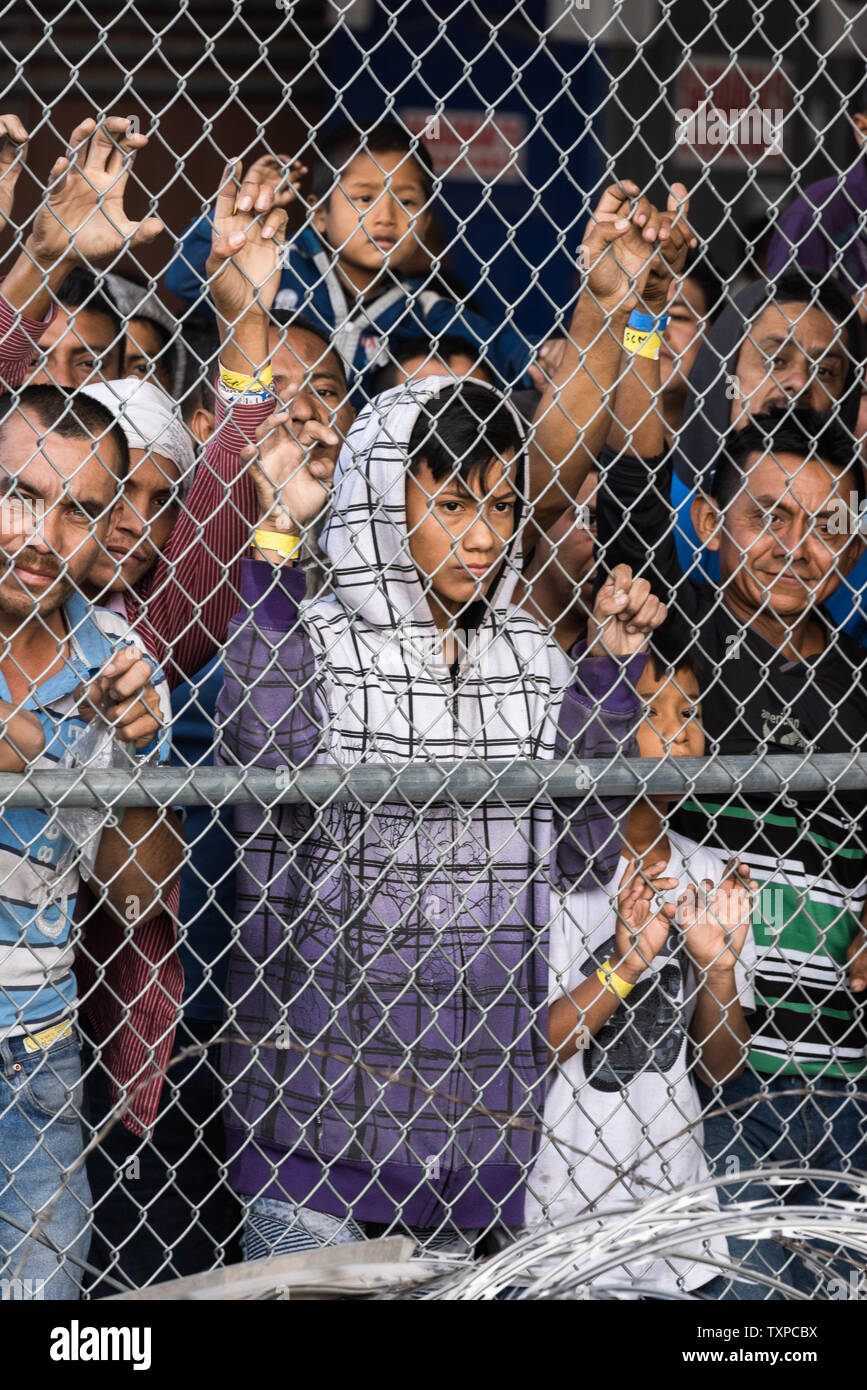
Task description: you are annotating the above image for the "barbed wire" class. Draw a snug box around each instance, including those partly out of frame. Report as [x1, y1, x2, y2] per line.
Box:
[13, 1024, 867, 1298]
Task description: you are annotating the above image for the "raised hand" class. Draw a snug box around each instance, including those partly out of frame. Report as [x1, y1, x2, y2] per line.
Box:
[206, 159, 289, 330]
[579, 179, 698, 316]
[677, 860, 757, 975]
[586, 563, 667, 660]
[0, 114, 28, 232]
[243, 407, 339, 535]
[642, 182, 698, 313]
[244, 152, 308, 209]
[27, 117, 163, 270]
[613, 854, 678, 982]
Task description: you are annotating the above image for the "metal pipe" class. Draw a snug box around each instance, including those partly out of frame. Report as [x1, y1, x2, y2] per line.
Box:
[2, 752, 865, 808]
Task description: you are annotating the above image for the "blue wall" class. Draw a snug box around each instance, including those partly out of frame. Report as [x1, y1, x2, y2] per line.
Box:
[322, 2, 607, 340]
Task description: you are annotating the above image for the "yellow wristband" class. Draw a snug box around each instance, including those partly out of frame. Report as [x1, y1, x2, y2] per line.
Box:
[253, 529, 302, 560]
[596, 958, 635, 999]
[622, 326, 662, 360]
[220, 364, 274, 393]
[635, 331, 662, 360]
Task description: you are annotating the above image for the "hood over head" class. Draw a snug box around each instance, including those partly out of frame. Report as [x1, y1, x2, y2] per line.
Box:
[317, 375, 526, 642]
[81, 378, 198, 499]
[672, 274, 865, 495]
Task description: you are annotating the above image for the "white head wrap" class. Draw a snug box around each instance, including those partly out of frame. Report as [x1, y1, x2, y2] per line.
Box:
[80, 378, 198, 500]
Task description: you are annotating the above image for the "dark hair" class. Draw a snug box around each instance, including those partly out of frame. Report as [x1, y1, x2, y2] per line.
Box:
[712, 405, 859, 510]
[312, 119, 435, 205]
[179, 314, 221, 420]
[764, 268, 857, 331]
[0, 385, 130, 480]
[408, 382, 523, 493]
[268, 312, 348, 386]
[57, 267, 124, 373]
[643, 622, 701, 686]
[131, 313, 170, 355]
[370, 334, 494, 395]
[680, 249, 724, 325]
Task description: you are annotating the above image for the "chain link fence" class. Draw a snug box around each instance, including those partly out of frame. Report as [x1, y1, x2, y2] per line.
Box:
[0, 0, 866, 1302]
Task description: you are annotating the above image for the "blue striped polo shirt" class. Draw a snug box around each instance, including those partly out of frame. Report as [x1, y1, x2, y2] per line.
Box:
[0, 592, 169, 1038]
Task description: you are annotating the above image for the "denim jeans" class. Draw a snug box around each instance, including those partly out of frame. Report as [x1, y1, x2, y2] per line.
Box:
[697, 1068, 867, 1300]
[0, 1029, 91, 1299]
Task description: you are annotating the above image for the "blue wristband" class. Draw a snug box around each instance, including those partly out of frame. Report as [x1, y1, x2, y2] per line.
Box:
[627, 309, 669, 332]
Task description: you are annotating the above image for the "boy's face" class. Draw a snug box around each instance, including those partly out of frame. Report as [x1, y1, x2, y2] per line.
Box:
[405, 451, 518, 621]
[635, 663, 704, 760]
[695, 449, 863, 623]
[314, 150, 431, 279]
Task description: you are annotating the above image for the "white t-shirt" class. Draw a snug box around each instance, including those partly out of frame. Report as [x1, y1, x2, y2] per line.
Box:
[525, 832, 755, 1295]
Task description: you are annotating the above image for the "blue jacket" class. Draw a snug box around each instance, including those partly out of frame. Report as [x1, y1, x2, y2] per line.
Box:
[165, 218, 534, 397]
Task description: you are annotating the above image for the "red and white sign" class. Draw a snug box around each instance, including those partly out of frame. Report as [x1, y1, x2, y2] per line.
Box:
[400, 108, 528, 183]
[674, 59, 791, 168]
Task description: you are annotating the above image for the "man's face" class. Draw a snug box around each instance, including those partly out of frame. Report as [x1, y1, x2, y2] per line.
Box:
[0, 412, 122, 624]
[660, 277, 708, 397]
[86, 448, 181, 595]
[269, 326, 355, 462]
[405, 451, 518, 620]
[732, 301, 849, 426]
[635, 663, 705, 760]
[313, 150, 431, 279]
[124, 318, 173, 393]
[702, 449, 862, 621]
[27, 306, 121, 389]
[396, 351, 490, 387]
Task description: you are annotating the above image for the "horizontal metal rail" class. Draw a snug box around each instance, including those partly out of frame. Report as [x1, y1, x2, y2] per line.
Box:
[0, 753, 865, 809]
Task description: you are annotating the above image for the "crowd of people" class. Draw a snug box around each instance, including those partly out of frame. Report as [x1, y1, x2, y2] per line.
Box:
[0, 100, 865, 1302]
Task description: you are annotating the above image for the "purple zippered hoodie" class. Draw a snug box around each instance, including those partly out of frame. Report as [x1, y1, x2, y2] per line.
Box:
[215, 381, 642, 1230]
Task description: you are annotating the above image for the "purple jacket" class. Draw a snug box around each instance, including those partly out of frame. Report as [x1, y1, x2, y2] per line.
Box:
[216, 557, 641, 1230]
[766, 149, 867, 293]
